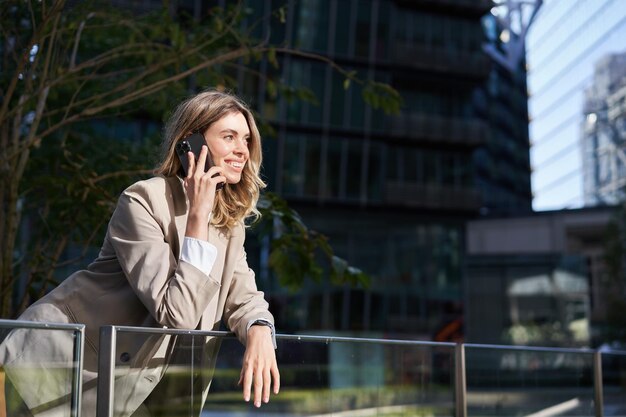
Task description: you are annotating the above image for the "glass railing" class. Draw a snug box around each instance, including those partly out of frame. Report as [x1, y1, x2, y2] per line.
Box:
[602, 350, 626, 415]
[97, 327, 458, 417]
[0, 319, 85, 417]
[2, 319, 626, 417]
[465, 344, 598, 416]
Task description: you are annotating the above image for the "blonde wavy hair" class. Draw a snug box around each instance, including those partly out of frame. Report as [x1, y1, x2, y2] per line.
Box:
[155, 90, 266, 229]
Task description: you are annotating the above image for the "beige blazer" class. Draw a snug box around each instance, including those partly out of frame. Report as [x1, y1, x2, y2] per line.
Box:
[0, 175, 273, 416]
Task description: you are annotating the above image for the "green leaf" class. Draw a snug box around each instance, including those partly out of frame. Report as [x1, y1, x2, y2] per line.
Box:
[278, 6, 286, 24]
[215, 17, 224, 33]
[268, 47, 279, 69]
[266, 79, 277, 99]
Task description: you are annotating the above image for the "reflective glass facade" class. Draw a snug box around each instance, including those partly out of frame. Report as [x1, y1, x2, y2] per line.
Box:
[581, 52, 626, 205]
[232, 0, 532, 339]
[467, 254, 590, 346]
[527, 0, 626, 210]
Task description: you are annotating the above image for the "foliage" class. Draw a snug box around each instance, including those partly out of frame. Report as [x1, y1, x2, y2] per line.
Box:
[256, 193, 369, 290]
[0, 0, 393, 317]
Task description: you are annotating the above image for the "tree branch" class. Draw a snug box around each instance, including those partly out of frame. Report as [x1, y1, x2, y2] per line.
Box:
[0, 0, 64, 127]
[36, 46, 253, 140]
[70, 12, 95, 70]
[89, 169, 154, 183]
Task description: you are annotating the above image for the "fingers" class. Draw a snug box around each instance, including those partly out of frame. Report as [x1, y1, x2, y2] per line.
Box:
[184, 145, 225, 199]
[207, 171, 227, 189]
[241, 366, 253, 403]
[253, 366, 264, 407]
[241, 361, 265, 408]
[194, 145, 208, 177]
[262, 367, 271, 404]
[239, 355, 279, 407]
[271, 363, 280, 395]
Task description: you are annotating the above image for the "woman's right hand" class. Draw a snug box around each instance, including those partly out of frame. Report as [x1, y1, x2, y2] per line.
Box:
[183, 145, 226, 241]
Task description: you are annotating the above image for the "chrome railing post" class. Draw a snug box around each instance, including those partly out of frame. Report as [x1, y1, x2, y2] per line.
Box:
[71, 325, 85, 417]
[593, 351, 604, 417]
[455, 343, 467, 417]
[97, 326, 117, 417]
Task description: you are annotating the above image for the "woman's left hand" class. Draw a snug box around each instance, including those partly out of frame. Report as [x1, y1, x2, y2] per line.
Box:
[239, 325, 280, 407]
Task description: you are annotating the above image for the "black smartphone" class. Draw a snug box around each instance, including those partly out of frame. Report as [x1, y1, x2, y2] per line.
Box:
[175, 133, 224, 190]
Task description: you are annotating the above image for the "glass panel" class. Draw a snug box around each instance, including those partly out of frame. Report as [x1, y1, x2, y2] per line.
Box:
[306, 61, 325, 125]
[374, 1, 389, 60]
[387, 146, 401, 182]
[465, 347, 595, 416]
[205, 336, 456, 417]
[101, 327, 625, 416]
[354, 0, 371, 59]
[111, 331, 223, 417]
[282, 134, 304, 196]
[325, 139, 342, 198]
[330, 71, 346, 128]
[345, 139, 363, 200]
[334, 0, 352, 57]
[401, 148, 418, 183]
[349, 83, 366, 129]
[366, 142, 384, 202]
[295, 0, 329, 53]
[286, 62, 305, 123]
[303, 134, 322, 197]
[424, 150, 441, 185]
[0, 321, 82, 417]
[602, 351, 626, 413]
[103, 329, 456, 417]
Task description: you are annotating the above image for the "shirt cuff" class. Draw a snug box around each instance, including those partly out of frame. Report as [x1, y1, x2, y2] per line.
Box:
[180, 237, 218, 276]
[246, 319, 277, 349]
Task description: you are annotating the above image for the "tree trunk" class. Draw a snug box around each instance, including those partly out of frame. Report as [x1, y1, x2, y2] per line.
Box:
[0, 178, 19, 318]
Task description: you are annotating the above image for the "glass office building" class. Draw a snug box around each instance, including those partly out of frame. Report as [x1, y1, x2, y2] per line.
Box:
[228, 0, 533, 340]
[581, 52, 626, 205]
[527, 0, 626, 210]
[478, 11, 533, 215]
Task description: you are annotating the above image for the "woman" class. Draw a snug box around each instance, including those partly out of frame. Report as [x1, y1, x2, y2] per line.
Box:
[1, 90, 279, 416]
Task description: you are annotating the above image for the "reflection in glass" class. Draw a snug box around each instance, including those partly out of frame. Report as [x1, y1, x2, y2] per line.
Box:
[0, 323, 82, 417]
[466, 347, 595, 416]
[282, 134, 304, 196]
[204, 336, 456, 417]
[304, 136, 322, 197]
[111, 332, 222, 417]
[345, 139, 363, 200]
[325, 139, 342, 198]
[602, 351, 626, 414]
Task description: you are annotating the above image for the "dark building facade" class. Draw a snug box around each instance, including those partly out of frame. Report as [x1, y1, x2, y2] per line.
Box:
[227, 0, 533, 340]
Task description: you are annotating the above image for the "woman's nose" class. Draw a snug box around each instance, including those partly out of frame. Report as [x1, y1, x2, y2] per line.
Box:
[235, 138, 249, 156]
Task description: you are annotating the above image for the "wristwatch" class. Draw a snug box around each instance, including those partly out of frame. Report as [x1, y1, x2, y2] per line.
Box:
[247, 319, 277, 348]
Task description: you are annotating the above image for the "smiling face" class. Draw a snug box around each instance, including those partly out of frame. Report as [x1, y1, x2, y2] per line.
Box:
[203, 111, 251, 185]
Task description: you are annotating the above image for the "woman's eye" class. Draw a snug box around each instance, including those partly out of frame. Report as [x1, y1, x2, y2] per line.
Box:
[224, 135, 234, 141]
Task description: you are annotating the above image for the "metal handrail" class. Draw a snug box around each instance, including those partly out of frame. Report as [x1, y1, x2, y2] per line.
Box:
[97, 325, 626, 417]
[3, 320, 626, 417]
[0, 318, 85, 331]
[464, 342, 598, 354]
[0, 319, 85, 417]
[110, 325, 458, 346]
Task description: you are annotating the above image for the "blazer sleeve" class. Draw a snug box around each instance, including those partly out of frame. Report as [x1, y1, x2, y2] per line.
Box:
[107, 182, 221, 329]
[223, 224, 274, 345]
